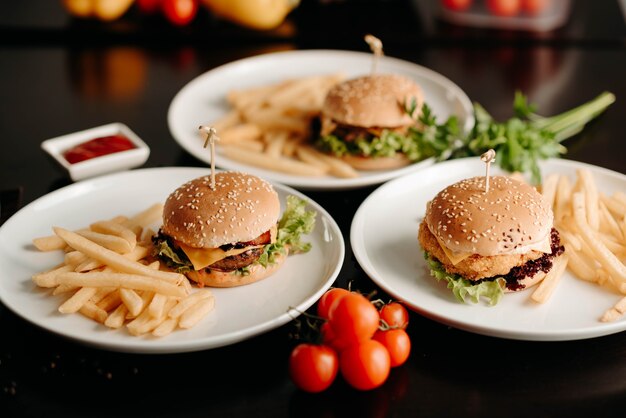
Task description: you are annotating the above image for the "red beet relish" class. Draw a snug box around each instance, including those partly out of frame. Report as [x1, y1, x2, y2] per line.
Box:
[62, 134, 135, 164]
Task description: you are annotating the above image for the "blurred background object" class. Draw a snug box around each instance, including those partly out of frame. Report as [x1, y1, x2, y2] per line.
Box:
[438, 0, 571, 31]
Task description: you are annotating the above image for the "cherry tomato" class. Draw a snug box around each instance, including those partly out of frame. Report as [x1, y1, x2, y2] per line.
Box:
[328, 292, 380, 351]
[340, 340, 390, 391]
[379, 302, 409, 330]
[136, 0, 162, 14]
[317, 288, 350, 319]
[441, 0, 473, 11]
[162, 0, 198, 26]
[521, 0, 550, 15]
[373, 329, 411, 368]
[486, 0, 521, 16]
[289, 344, 338, 393]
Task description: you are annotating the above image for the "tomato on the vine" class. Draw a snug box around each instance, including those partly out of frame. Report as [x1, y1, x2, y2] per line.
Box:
[379, 302, 409, 330]
[487, 0, 521, 16]
[328, 292, 380, 350]
[289, 344, 338, 393]
[373, 329, 411, 368]
[340, 340, 391, 391]
[317, 288, 350, 319]
[162, 0, 198, 26]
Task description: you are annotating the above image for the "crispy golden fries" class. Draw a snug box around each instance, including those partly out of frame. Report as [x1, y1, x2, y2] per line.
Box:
[31, 205, 215, 337]
[207, 73, 369, 179]
[546, 169, 626, 320]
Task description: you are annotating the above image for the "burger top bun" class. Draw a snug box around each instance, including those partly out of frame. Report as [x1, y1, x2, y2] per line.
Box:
[322, 74, 423, 128]
[162, 172, 280, 249]
[425, 176, 553, 256]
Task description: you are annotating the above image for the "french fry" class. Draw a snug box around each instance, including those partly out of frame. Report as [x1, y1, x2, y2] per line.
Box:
[65, 251, 88, 266]
[104, 303, 128, 329]
[122, 203, 163, 229]
[32, 264, 75, 288]
[218, 123, 262, 144]
[298, 145, 359, 178]
[79, 302, 108, 324]
[148, 293, 168, 319]
[77, 230, 133, 254]
[52, 283, 80, 295]
[120, 288, 145, 317]
[179, 296, 215, 329]
[572, 193, 626, 282]
[129, 299, 178, 335]
[220, 146, 328, 176]
[58, 287, 98, 314]
[55, 272, 187, 298]
[600, 296, 626, 322]
[168, 289, 213, 319]
[264, 130, 289, 158]
[53, 228, 184, 285]
[33, 204, 212, 337]
[152, 317, 179, 337]
[96, 289, 122, 312]
[578, 169, 600, 230]
[531, 255, 569, 303]
[540, 173, 559, 208]
[210, 109, 240, 132]
[74, 244, 149, 273]
[554, 175, 572, 223]
[90, 220, 137, 250]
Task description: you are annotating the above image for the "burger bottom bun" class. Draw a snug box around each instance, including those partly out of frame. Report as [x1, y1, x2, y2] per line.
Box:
[186, 250, 288, 288]
[341, 154, 411, 171]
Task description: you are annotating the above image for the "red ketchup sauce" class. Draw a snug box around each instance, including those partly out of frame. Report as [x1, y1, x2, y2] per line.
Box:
[63, 134, 135, 164]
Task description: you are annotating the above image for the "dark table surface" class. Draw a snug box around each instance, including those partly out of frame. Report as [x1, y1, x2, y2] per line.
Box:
[1, 1, 626, 417]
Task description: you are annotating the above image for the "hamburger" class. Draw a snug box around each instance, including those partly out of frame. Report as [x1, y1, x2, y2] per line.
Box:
[152, 171, 315, 287]
[417, 175, 565, 305]
[316, 73, 425, 171]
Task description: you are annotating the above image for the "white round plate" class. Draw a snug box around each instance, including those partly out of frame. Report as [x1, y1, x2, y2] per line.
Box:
[0, 167, 344, 353]
[351, 158, 626, 341]
[167, 49, 474, 190]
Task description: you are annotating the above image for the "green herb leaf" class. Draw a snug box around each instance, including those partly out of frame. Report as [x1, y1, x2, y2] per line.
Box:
[424, 252, 504, 306]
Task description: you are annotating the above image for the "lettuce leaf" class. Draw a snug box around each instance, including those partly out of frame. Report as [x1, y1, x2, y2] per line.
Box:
[424, 251, 504, 306]
[153, 238, 193, 273]
[316, 103, 460, 162]
[256, 195, 316, 268]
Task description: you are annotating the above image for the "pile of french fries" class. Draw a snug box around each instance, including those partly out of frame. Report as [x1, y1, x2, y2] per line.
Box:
[209, 73, 361, 179]
[31, 204, 215, 337]
[538, 169, 626, 320]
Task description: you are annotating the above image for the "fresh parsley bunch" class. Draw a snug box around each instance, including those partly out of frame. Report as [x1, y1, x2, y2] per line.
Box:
[419, 91, 615, 184]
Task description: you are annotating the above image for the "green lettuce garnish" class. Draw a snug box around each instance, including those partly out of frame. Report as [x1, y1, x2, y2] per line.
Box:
[424, 251, 504, 306]
[316, 103, 460, 163]
[257, 195, 316, 267]
[153, 239, 193, 273]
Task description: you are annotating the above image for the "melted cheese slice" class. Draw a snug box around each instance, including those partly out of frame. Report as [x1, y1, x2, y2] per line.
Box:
[435, 235, 552, 266]
[435, 236, 472, 265]
[177, 241, 263, 271]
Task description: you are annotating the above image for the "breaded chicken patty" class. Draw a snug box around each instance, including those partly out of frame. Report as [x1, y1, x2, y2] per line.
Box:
[418, 221, 544, 281]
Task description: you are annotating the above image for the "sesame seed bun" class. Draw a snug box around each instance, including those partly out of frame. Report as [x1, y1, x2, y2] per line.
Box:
[322, 74, 423, 128]
[424, 176, 553, 256]
[162, 172, 280, 249]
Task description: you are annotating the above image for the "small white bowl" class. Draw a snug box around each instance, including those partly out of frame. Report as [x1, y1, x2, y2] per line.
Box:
[41, 123, 150, 182]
